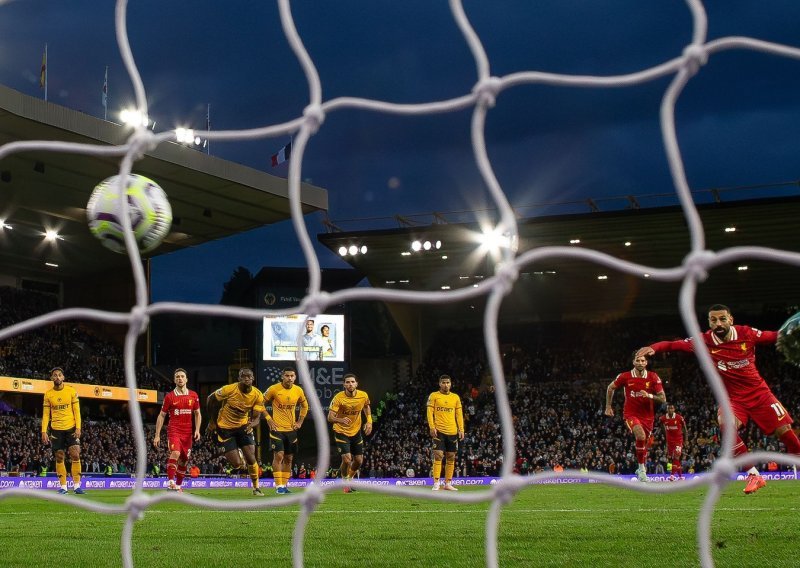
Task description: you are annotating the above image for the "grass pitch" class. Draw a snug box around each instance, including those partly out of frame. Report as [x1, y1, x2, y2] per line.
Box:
[1, 481, 799, 567]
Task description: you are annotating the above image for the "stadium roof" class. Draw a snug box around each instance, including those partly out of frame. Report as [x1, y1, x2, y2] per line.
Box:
[0, 84, 327, 281]
[319, 196, 800, 323]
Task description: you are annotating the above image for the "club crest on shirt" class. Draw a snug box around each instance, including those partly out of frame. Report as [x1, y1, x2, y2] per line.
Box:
[740, 343, 747, 351]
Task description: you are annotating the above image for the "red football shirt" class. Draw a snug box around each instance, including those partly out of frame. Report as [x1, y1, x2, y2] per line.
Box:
[650, 325, 777, 403]
[612, 369, 664, 420]
[161, 389, 200, 435]
[659, 412, 685, 444]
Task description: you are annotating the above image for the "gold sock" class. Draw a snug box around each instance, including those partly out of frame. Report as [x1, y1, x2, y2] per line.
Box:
[445, 461, 455, 483]
[433, 458, 443, 482]
[71, 460, 82, 486]
[56, 462, 67, 486]
[248, 463, 259, 489]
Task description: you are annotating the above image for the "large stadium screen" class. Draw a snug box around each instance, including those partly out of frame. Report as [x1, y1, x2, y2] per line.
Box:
[262, 314, 345, 362]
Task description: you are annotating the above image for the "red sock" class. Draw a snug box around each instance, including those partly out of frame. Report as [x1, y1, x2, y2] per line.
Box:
[176, 465, 187, 486]
[672, 460, 682, 476]
[167, 458, 177, 481]
[779, 429, 800, 455]
[635, 439, 647, 465]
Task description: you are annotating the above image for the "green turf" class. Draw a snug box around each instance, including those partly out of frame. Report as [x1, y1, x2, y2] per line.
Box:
[1, 482, 798, 567]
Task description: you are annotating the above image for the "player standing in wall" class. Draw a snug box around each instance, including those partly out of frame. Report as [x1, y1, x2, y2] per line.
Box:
[427, 375, 464, 491]
[42, 367, 86, 494]
[328, 373, 372, 493]
[153, 368, 201, 492]
[264, 367, 309, 494]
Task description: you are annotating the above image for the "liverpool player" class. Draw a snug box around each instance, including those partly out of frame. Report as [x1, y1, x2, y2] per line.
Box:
[41, 367, 85, 494]
[427, 374, 464, 491]
[153, 368, 201, 492]
[328, 373, 372, 493]
[206, 368, 266, 496]
[605, 354, 666, 482]
[264, 367, 309, 494]
[637, 304, 800, 494]
[659, 404, 688, 480]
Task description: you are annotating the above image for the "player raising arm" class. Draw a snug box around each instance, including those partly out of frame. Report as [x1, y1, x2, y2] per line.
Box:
[636, 304, 800, 494]
[328, 373, 372, 493]
[605, 354, 666, 482]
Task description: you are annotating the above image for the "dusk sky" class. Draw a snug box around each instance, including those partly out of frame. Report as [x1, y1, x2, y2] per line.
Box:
[2, 1, 799, 303]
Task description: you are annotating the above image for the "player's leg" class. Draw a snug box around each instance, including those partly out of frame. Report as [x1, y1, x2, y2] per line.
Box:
[282, 453, 295, 493]
[720, 404, 766, 494]
[166, 447, 180, 489]
[241, 444, 262, 495]
[340, 451, 353, 492]
[175, 446, 190, 491]
[54, 445, 68, 494]
[432, 432, 445, 490]
[68, 443, 84, 493]
[443, 446, 458, 491]
[631, 423, 648, 482]
[272, 448, 285, 492]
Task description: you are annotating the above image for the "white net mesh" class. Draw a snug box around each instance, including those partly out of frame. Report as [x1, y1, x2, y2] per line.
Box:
[2, 1, 800, 567]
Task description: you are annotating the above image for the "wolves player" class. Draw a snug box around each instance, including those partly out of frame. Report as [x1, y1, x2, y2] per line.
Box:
[41, 367, 85, 494]
[328, 373, 372, 492]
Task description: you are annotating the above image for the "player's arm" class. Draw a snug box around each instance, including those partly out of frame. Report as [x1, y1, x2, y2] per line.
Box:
[362, 403, 373, 436]
[205, 392, 222, 433]
[652, 390, 667, 405]
[295, 393, 309, 430]
[750, 327, 778, 345]
[72, 391, 81, 439]
[153, 410, 167, 447]
[41, 396, 51, 445]
[193, 405, 202, 441]
[248, 395, 265, 430]
[327, 399, 350, 426]
[456, 399, 465, 440]
[638, 340, 693, 359]
[604, 381, 618, 416]
[426, 394, 437, 438]
[262, 387, 277, 430]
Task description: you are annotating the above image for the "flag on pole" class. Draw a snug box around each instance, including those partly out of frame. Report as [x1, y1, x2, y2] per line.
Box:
[102, 66, 108, 110]
[270, 141, 292, 167]
[39, 45, 47, 90]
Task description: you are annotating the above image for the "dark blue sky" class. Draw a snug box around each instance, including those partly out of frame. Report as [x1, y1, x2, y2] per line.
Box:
[2, 1, 799, 303]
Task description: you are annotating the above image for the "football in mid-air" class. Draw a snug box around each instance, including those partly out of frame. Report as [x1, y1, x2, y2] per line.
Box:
[777, 311, 800, 366]
[86, 174, 172, 254]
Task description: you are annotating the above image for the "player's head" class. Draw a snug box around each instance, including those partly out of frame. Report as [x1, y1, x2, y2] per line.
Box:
[666, 403, 676, 416]
[50, 367, 64, 387]
[305, 319, 315, 332]
[174, 368, 187, 387]
[320, 324, 330, 336]
[708, 304, 733, 338]
[281, 367, 297, 387]
[343, 373, 357, 394]
[439, 374, 452, 393]
[632, 353, 648, 371]
[237, 368, 255, 391]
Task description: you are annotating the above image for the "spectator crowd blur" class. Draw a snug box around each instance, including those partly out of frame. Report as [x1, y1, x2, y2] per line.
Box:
[2, 285, 799, 479]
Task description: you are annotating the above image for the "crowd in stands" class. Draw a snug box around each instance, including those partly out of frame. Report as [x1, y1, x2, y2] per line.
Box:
[0, 286, 170, 391]
[2, 287, 800, 479]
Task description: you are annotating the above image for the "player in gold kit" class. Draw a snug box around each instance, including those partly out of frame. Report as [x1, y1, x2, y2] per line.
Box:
[427, 374, 464, 491]
[328, 373, 372, 493]
[264, 367, 309, 494]
[41, 367, 85, 495]
[206, 368, 266, 496]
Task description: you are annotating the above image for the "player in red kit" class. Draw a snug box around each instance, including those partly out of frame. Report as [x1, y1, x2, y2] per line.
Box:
[605, 353, 667, 482]
[637, 304, 800, 494]
[659, 404, 688, 481]
[153, 368, 201, 492]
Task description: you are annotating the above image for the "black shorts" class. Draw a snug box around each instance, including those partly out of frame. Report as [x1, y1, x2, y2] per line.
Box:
[49, 428, 80, 453]
[269, 430, 298, 455]
[433, 433, 459, 453]
[216, 427, 255, 453]
[334, 431, 364, 456]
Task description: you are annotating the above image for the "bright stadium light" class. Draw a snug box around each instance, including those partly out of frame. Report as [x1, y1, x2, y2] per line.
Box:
[120, 108, 151, 128]
[570, 239, 581, 244]
[0, 219, 11, 230]
[423, 240, 432, 250]
[411, 240, 422, 252]
[44, 229, 62, 242]
[348, 245, 358, 255]
[624, 241, 632, 247]
[597, 275, 608, 280]
[338, 246, 347, 256]
[360, 245, 368, 254]
[725, 227, 737, 233]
